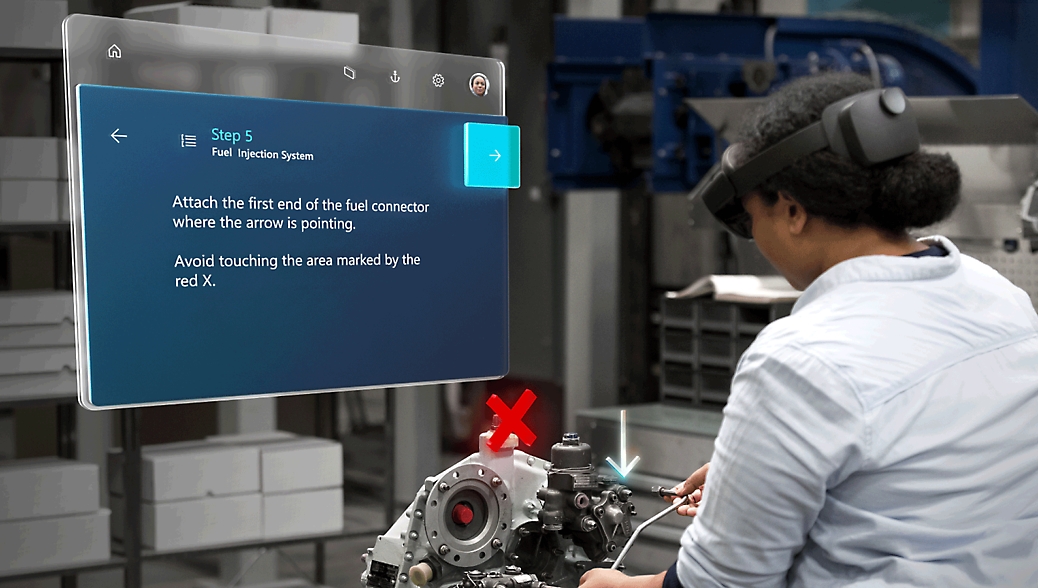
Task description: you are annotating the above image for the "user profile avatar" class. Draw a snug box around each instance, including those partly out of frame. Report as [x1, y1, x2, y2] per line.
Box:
[469, 73, 489, 97]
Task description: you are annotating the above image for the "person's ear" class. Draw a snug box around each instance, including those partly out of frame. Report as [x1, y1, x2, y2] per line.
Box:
[776, 191, 808, 236]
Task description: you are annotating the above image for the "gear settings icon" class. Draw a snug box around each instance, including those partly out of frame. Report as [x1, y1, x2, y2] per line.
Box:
[431, 73, 445, 88]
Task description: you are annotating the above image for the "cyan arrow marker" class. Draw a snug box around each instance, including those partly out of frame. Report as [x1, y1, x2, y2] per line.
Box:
[605, 409, 641, 478]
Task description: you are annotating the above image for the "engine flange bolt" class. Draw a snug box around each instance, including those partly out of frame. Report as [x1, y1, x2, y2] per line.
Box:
[491, 538, 503, 549]
[399, 574, 409, 583]
[439, 545, 450, 556]
[409, 531, 419, 540]
[439, 482, 449, 492]
[491, 476, 503, 487]
[607, 542, 617, 553]
[404, 552, 414, 562]
[414, 510, 423, 519]
[510, 554, 521, 561]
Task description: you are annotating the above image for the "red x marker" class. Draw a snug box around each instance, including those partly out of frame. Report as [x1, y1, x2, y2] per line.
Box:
[486, 389, 538, 452]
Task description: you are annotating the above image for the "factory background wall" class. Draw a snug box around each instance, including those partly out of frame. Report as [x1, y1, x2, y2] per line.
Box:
[1, 0, 986, 493]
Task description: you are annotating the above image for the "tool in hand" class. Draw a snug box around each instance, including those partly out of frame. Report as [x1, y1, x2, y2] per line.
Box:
[610, 495, 690, 570]
[651, 485, 679, 498]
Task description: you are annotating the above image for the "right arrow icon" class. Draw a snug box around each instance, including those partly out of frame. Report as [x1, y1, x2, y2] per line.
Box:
[489, 149, 501, 162]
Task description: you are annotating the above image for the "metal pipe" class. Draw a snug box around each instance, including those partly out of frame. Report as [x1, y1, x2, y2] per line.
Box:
[610, 496, 690, 570]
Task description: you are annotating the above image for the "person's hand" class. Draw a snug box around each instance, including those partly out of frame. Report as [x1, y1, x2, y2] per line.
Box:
[579, 569, 664, 588]
[667, 462, 709, 517]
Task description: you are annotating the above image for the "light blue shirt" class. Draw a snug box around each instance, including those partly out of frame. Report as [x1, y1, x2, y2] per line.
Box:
[676, 236, 1038, 587]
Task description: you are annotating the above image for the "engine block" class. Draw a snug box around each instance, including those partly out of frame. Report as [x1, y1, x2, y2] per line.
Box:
[362, 430, 637, 588]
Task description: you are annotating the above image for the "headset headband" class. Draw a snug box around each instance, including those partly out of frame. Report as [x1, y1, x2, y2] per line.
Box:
[690, 87, 920, 239]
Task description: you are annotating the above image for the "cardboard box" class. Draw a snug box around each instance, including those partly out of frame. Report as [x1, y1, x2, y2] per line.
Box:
[109, 441, 260, 501]
[0, 291, 74, 326]
[0, 458, 99, 521]
[0, 346, 76, 376]
[0, 138, 60, 180]
[0, 368, 77, 400]
[111, 493, 262, 551]
[0, 1, 67, 51]
[207, 433, 342, 493]
[0, 320, 75, 348]
[263, 487, 342, 539]
[0, 509, 110, 572]
[0, 180, 60, 223]
[267, 8, 358, 43]
[125, 3, 267, 34]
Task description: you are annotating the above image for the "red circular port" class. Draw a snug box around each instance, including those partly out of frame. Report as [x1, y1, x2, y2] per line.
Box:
[452, 502, 474, 526]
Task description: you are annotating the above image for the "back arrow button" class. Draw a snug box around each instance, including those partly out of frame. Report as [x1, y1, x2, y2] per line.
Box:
[111, 129, 127, 143]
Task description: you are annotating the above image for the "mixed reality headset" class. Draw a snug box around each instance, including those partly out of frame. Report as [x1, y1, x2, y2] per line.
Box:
[690, 87, 920, 239]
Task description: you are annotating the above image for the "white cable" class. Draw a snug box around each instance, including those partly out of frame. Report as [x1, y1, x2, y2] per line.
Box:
[765, 24, 778, 62]
[858, 42, 882, 88]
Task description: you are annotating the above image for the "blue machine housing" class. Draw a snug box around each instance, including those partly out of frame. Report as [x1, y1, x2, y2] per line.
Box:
[547, 13, 979, 192]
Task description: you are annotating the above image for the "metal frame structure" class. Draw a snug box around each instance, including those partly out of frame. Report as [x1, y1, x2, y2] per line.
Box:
[547, 12, 979, 193]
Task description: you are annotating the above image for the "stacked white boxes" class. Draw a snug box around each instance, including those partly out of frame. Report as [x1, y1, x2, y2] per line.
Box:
[0, 458, 110, 572]
[0, 291, 77, 402]
[109, 441, 263, 551]
[125, 3, 359, 43]
[109, 433, 342, 551]
[0, 137, 70, 224]
[0, 1, 67, 51]
[123, 3, 267, 34]
[206, 432, 344, 539]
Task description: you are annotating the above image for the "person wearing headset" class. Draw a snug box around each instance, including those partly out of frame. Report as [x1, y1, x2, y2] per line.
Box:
[580, 72, 1038, 587]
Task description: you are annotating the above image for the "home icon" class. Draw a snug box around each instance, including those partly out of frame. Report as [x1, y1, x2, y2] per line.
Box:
[107, 44, 121, 59]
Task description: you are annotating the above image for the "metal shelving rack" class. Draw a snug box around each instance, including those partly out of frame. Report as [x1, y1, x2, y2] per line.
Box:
[0, 32, 92, 588]
[111, 409, 372, 588]
[0, 13, 382, 588]
[0, 42, 348, 586]
[0, 393, 117, 588]
[659, 296, 793, 407]
[0, 403, 367, 588]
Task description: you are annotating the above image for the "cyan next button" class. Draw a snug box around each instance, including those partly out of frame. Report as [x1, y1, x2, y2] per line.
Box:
[464, 122, 520, 189]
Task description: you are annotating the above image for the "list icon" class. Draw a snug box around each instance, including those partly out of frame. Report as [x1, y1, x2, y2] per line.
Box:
[181, 134, 196, 148]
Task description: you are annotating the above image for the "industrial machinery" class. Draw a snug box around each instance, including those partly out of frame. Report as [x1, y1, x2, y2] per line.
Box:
[362, 429, 639, 588]
[547, 13, 979, 193]
[547, 11, 1038, 411]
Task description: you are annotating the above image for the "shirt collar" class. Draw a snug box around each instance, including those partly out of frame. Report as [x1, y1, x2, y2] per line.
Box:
[791, 235, 961, 315]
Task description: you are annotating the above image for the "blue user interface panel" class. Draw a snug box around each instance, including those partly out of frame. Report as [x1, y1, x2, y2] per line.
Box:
[76, 84, 510, 408]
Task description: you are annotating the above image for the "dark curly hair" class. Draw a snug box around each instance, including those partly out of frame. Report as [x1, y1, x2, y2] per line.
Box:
[738, 72, 961, 235]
